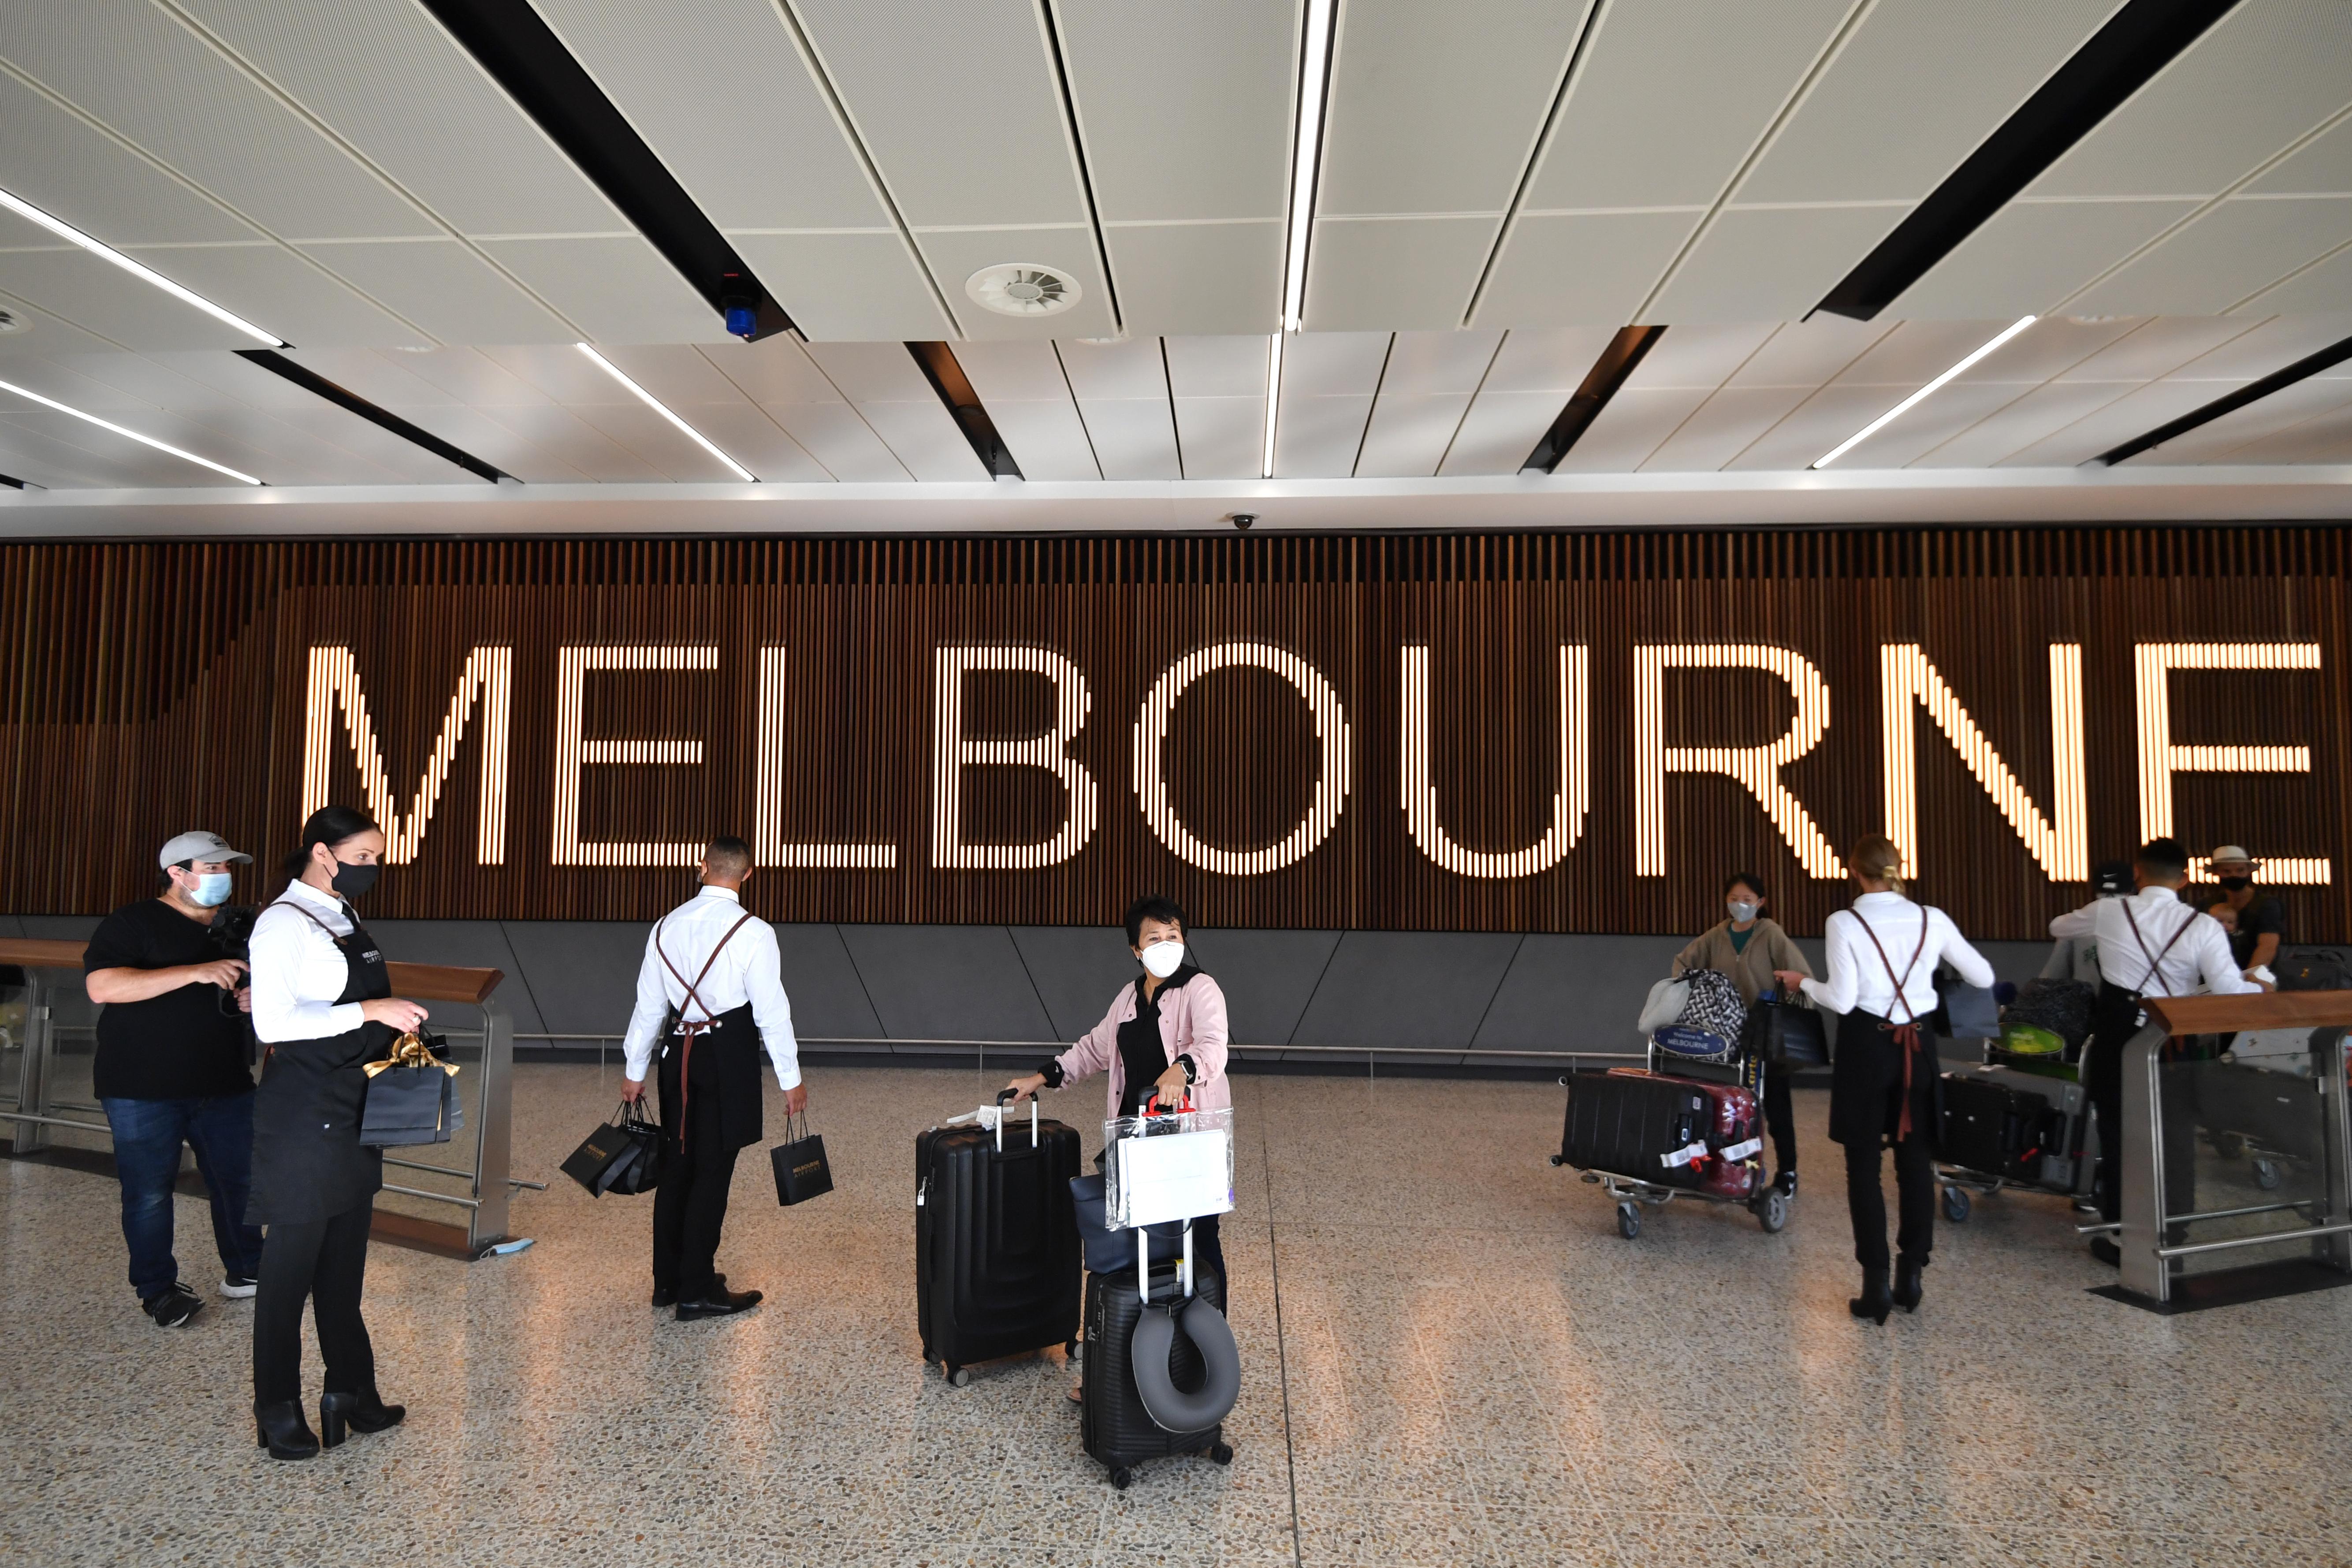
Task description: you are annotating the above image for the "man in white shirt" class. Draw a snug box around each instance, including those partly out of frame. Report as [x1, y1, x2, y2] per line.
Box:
[2051, 836, 2264, 1264]
[620, 837, 804, 1320]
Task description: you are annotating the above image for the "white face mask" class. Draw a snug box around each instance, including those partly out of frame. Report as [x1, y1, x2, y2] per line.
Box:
[1139, 939, 1185, 979]
[1727, 900, 1759, 924]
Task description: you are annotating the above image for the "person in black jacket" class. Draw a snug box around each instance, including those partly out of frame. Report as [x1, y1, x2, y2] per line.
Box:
[245, 806, 429, 1460]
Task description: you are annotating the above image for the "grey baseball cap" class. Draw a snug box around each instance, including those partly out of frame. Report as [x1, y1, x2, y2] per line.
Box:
[158, 830, 252, 869]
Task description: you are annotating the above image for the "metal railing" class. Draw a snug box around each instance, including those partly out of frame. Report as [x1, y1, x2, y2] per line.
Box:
[0, 939, 523, 1259]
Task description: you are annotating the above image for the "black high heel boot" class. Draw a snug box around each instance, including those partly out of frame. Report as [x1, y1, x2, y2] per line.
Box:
[319, 1390, 406, 1448]
[1892, 1255, 1925, 1313]
[255, 1401, 320, 1460]
[1848, 1269, 1891, 1325]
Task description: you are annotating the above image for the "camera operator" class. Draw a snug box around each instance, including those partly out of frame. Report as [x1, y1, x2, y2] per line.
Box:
[82, 831, 265, 1329]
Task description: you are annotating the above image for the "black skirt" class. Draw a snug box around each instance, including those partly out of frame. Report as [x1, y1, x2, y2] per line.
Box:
[1827, 1007, 1943, 1149]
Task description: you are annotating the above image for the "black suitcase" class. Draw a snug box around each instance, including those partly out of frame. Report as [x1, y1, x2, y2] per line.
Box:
[915, 1105, 1082, 1385]
[1939, 1073, 2067, 1181]
[1557, 1069, 1710, 1188]
[1081, 1264, 1234, 1488]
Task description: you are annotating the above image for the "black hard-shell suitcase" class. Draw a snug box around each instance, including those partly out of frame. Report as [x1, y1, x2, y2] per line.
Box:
[1081, 1264, 1233, 1488]
[1939, 1073, 2068, 1181]
[915, 1106, 1082, 1385]
[1557, 1069, 1709, 1189]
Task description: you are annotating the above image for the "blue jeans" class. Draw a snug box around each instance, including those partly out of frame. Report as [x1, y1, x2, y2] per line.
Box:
[100, 1093, 264, 1300]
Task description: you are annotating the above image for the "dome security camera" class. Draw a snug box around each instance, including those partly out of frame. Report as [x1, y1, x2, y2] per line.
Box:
[1231, 513, 1256, 532]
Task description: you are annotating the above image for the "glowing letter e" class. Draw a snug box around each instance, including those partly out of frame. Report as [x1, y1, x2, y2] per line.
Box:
[2135, 642, 2329, 885]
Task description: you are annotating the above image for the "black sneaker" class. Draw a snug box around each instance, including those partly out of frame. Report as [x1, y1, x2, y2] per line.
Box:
[220, 1275, 259, 1300]
[143, 1283, 203, 1328]
[1773, 1170, 1798, 1199]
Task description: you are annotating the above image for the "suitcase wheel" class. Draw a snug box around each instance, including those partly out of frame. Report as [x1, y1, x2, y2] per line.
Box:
[2252, 1158, 2284, 1192]
[1940, 1185, 1972, 1223]
[1549, 1154, 1567, 1167]
[1108, 1467, 1133, 1490]
[1615, 1203, 1641, 1240]
[1209, 1442, 1234, 1466]
[946, 1364, 971, 1388]
[1756, 1191, 1789, 1234]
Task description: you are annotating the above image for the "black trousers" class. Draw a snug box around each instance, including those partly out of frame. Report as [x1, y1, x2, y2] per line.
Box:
[651, 1053, 739, 1299]
[1762, 1071, 1797, 1175]
[1840, 1067, 1938, 1273]
[253, 1203, 375, 1408]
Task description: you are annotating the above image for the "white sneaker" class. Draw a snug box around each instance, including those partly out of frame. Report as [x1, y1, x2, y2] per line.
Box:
[220, 1274, 259, 1300]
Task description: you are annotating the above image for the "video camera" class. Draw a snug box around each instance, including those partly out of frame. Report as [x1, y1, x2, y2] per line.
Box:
[208, 905, 259, 1019]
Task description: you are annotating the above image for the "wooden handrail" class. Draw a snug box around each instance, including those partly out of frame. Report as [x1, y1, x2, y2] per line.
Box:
[0, 938, 501, 1005]
[2145, 991, 2352, 1035]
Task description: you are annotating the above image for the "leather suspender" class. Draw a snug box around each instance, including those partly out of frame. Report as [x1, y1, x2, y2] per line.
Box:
[1852, 910, 1934, 1142]
[2119, 900, 2196, 1000]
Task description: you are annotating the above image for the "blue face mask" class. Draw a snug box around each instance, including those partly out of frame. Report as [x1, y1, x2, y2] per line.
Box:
[188, 872, 232, 908]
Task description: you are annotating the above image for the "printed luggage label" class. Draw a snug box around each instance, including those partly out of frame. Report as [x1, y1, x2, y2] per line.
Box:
[1659, 1140, 1712, 1170]
[1717, 1137, 1763, 1163]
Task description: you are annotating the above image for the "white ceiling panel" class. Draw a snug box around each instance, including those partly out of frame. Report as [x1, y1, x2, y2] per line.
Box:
[1354, 393, 1474, 477]
[2207, 397, 2352, 463]
[1055, 338, 1171, 401]
[1724, 384, 1914, 471]
[2073, 197, 2352, 316]
[1724, 316, 1890, 387]
[904, 227, 1117, 341]
[0, 421, 124, 487]
[802, 342, 934, 404]
[1828, 319, 2015, 385]
[1641, 386, 1816, 471]
[753, 400, 908, 483]
[803, 340, 989, 481]
[1550, 386, 1710, 472]
[2243, 240, 2352, 313]
[674, 402, 830, 482]
[1648, 205, 1909, 322]
[956, 341, 1077, 402]
[1375, 331, 1503, 397]
[1071, 395, 1180, 480]
[1163, 336, 1270, 400]
[121, 243, 425, 348]
[2251, 108, 2352, 194]
[0, 287, 141, 360]
[1472, 212, 1703, 328]
[727, 234, 952, 343]
[1478, 327, 1616, 393]
[1436, 326, 1612, 474]
[1305, 217, 1499, 332]
[0, 243, 247, 354]
[1098, 222, 1284, 337]
[1998, 379, 2233, 467]
[1788, 378, 2031, 471]
[978, 399, 1101, 480]
[0, 70, 253, 246]
[2128, 373, 2352, 464]
[1949, 313, 2147, 384]
[0, 404, 246, 488]
[1280, 332, 1392, 396]
[1891, 200, 2196, 319]
[475, 238, 726, 345]
[297, 239, 575, 346]
[2167, 312, 2352, 380]
[1908, 379, 2134, 468]
[2054, 316, 2262, 383]
[1271, 391, 1375, 477]
[1170, 395, 1265, 479]
[1623, 324, 1777, 388]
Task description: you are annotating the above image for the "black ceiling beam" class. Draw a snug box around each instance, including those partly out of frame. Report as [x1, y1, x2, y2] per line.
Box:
[1522, 325, 1666, 473]
[1814, 0, 2241, 322]
[2093, 331, 2352, 466]
[907, 343, 1023, 478]
[236, 350, 513, 483]
[0, 471, 30, 489]
[417, 0, 794, 340]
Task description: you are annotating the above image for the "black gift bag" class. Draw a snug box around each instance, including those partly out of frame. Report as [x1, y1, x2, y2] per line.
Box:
[770, 1111, 833, 1206]
[562, 1102, 661, 1196]
[1746, 992, 1830, 1069]
[359, 1032, 464, 1147]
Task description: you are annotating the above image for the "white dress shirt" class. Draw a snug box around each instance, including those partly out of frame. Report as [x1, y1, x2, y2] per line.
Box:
[620, 886, 800, 1089]
[2048, 885, 2257, 999]
[250, 877, 373, 1044]
[1801, 891, 1995, 1023]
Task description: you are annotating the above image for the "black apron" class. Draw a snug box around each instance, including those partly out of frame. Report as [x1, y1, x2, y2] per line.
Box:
[1827, 912, 1940, 1149]
[246, 901, 392, 1226]
[650, 910, 765, 1152]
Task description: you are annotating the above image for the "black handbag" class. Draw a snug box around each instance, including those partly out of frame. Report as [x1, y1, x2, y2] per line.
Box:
[561, 1101, 661, 1196]
[1746, 992, 1829, 1069]
[770, 1111, 833, 1206]
[359, 1032, 464, 1147]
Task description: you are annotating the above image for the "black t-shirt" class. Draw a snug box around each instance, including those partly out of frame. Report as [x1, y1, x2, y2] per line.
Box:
[83, 899, 253, 1100]
[2183, 887, 2287, 968]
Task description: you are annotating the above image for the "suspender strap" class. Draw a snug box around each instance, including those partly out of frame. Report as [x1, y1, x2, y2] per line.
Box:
[2119, 901, 2196, 1000]
[1852, 911, 1933, 1142]
[651, 910, 755, 1152]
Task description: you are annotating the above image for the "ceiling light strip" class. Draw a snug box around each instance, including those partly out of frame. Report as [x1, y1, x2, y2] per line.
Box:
[1812, 315, 2036, 470]
[2094, 330, 2352, 466]
[574, 344, 755, 482]
[0, 186, 283, 347]
[1261, 331, 1284, 480]
[0, 374, 261, 484]
[1265, 0, 1337, 477]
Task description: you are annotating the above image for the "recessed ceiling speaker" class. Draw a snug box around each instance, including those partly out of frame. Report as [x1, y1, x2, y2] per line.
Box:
[966, 263, 1082, 318]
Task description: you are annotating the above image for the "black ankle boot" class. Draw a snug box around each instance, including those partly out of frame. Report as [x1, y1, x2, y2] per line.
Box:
[1892, 1255, 1925, 1313]
[320, 1390, 405, 1448]
[1849, 1269, 1891, 1325]
[255, 1400, 320, 1460]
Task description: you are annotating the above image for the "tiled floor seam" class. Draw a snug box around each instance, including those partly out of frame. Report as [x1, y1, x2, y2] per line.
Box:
[1258, 1082, 1308, 1568]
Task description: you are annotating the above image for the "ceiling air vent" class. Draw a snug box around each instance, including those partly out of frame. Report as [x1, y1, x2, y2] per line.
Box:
[966, 263, 1082, 318]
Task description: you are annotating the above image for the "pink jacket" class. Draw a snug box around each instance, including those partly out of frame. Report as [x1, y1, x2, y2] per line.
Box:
[1055, 972, 1232, 1119]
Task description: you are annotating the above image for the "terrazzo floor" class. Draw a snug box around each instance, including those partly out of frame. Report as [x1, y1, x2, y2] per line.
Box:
[3, 1061, 2347, 1567]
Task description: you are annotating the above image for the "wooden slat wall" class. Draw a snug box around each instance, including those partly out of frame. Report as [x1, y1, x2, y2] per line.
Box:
[1, 529, 2345, 941]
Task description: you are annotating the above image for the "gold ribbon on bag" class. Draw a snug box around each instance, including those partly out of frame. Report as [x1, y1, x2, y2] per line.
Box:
[363, 1031, 461, 1079]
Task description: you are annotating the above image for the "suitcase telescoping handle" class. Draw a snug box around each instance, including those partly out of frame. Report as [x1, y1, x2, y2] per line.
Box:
[991, 1087, 1038, 1151]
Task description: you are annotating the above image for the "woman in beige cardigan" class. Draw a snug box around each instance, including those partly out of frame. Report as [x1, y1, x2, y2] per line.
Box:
[1671, 872, 1812, 1197]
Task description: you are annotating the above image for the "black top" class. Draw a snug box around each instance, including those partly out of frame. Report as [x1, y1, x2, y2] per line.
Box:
[82, 899, 252, 1101]
[2185, 887, 2287, 968]
[1115, 964, 1202, 1117]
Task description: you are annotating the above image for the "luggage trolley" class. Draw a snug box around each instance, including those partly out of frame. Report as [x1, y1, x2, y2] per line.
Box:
[1551, 1034, 1790, 1241]
[1934, 1044, 2099, 1224]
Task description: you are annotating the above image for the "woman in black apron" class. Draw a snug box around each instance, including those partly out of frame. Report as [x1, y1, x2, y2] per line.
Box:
[245, 807, 430, 1460]
[1779, 835, 1995, 1325]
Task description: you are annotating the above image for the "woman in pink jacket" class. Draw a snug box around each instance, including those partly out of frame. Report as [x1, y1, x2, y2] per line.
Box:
[1005, 895, 1232, 1292]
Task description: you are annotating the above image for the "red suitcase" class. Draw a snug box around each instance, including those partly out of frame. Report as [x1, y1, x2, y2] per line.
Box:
[1607, 1067, 1760, 1198]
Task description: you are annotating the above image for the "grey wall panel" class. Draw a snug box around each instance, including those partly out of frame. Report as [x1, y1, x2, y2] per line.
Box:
[499, 921, 651, 1040]
[19, 916, 101, 942]
[1473, 933, 1686, 1055]
[1289, 931, 1522, 1052]
[1007, 925, 1136, 1043]
[366, 920, 543, 1035]
[771, 924, 886, 1041]
[1183, 928, 1343, 1047]
[836, 924, 1055, 1044]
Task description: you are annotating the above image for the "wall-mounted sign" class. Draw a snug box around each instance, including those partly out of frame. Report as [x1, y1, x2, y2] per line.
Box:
[1, 533, 2341, 939]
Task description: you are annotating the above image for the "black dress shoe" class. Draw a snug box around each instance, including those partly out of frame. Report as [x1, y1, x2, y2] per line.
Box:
[2090, 1238, 2121, 1267]
[1849, 1270, 1891, 1325]
[1891, 1255, 1926, 1313]
[255, 1401, 320, 1461]
[651, 1271, 723, 1309]
[676, 1285, 763, 1321]
[320, 1389, 406, 1447]
[1773, 1169, 1798, 1199]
